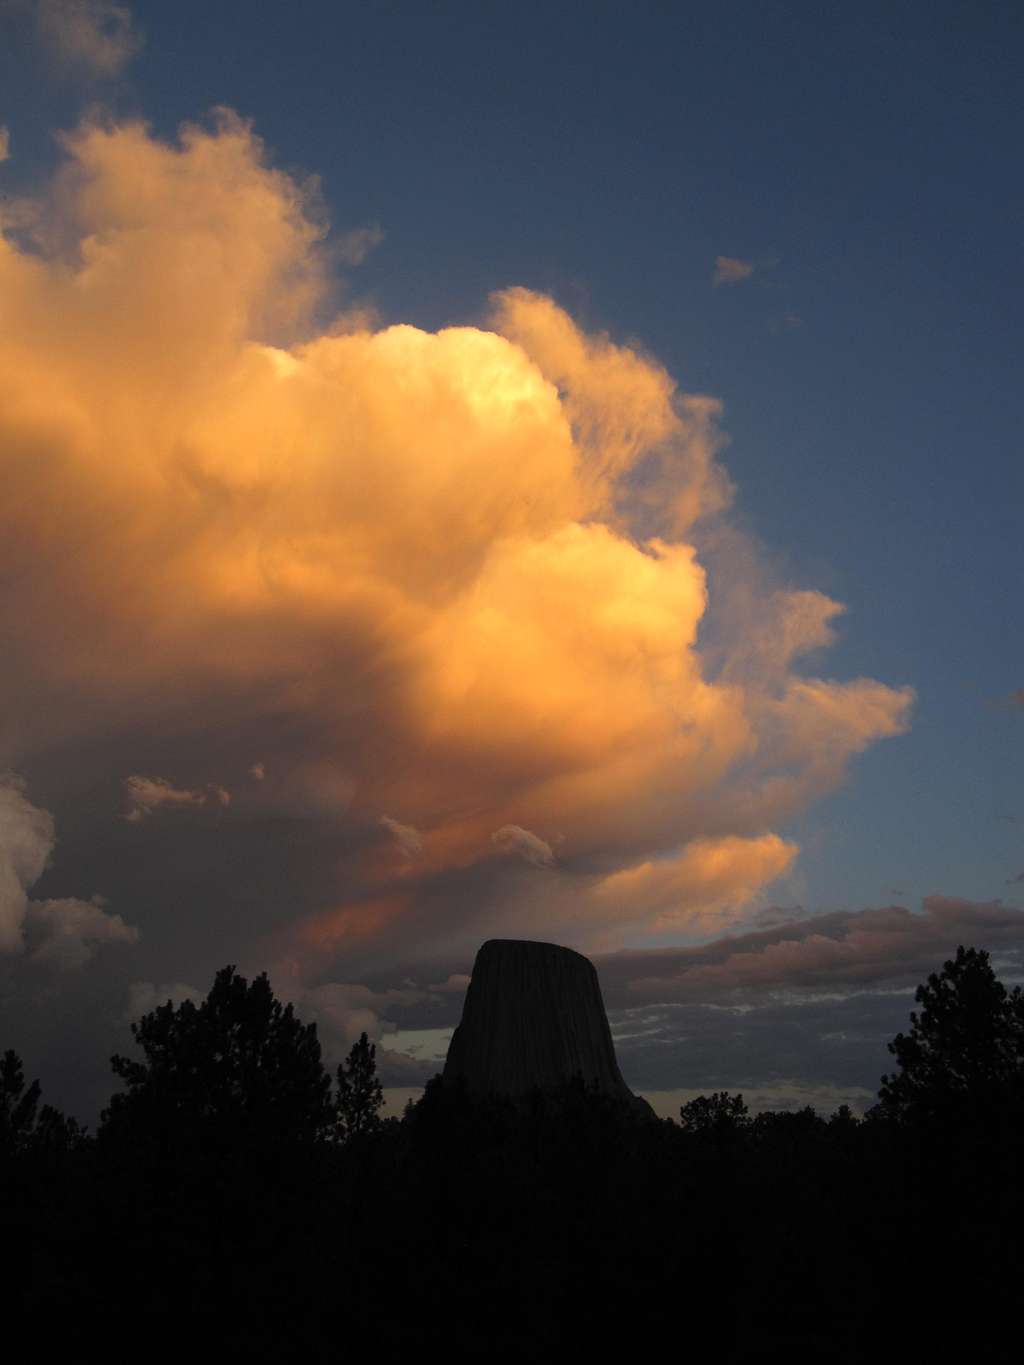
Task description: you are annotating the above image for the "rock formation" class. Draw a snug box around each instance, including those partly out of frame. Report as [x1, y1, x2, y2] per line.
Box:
[442, 938, 646, 1109]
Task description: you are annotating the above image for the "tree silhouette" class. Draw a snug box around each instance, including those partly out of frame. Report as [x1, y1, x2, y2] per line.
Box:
[1, 1049, 41, 1157]
[0, 1049, 84, 1157]
[878, 944, 1024, 1123]
[335, 1031, 384, 1140]
[678, 1090, 750, 1135]
[102, 965, 332, 1149]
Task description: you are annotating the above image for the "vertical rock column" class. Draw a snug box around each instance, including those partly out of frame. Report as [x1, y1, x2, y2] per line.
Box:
[442, 938, 642, 1106]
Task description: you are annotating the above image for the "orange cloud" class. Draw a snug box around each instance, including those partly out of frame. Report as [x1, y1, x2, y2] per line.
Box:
[0, 113, 913, 966]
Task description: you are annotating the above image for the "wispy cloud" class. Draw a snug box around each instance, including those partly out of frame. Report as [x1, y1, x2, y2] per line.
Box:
[491, 824, 556, 868]
[712, 255, 755, 287]
[33, 0, 142, 77]
[381, 815, 423, 858]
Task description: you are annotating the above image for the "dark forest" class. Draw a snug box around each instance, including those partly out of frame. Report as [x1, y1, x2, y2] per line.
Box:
[6, 945, 1023, 1363]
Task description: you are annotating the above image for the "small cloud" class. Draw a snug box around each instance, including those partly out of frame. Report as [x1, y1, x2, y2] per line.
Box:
[208, 783, 231, 807]
[769, 313, 803, 334]
[0, 127, 10, 163]
[123, 775, 207, 822]
[248, 762, 266, 781]
[491, 824, 556, 868]
[1006, 872, 1024, 886]
[335, 223, 383, 267]
[1009, 690, 1024, 710]
[428, 973, 471, 995]
[34, 0, 142, 78]
[380, 814, 422, 858]
[712, 255, 755, 287]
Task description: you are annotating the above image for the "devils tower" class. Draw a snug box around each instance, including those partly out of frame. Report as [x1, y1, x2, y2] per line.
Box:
[442, 938, 645, 1108]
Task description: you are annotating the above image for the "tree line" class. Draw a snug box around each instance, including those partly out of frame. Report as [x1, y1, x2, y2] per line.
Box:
[6, 946, 1024, 1363]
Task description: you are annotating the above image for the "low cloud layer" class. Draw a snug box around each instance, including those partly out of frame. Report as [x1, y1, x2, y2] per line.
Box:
[359, 895, 1024, 1107]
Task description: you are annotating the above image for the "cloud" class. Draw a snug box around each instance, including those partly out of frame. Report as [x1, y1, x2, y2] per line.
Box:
[712, 255, 755, 287]
[1007, 872, 1024, 886]
[594, 895, 1024, 1008]
[1008, 690, 1024, 709]
[380, 815, 422, 858]
[0, 774, 136, 963]
[491, 824, 555, 868]
[428, 973, 471, 994]
[123, 776, 209, 822]
[592, 894, 1024, 1098]
[25, 894, 137, 967]
[33, 0, 142, 77]
[0, 774, 54, 952]
[335, 223, 383, 267]
[299, 980, 427, 1063]
[0, 127, 9, 163]
[0, 112, 911, 980]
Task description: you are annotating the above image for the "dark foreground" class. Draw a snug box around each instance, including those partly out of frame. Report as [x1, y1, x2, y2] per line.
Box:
[7, 944, 1024, 1362]
[7, 1079, 1024, 1364]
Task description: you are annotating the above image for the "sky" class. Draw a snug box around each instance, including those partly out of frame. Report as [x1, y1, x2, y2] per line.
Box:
[0, 0, 1021, 1121]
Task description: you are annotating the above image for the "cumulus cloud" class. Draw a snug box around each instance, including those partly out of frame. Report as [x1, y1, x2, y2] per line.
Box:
[0, 127, 9, 162]
[32, 0, 142, 77]
[0, 774, 136, 964]
[300, 980, 427, 1063]
[26, 894, 137, 967]
[0, 112, 912, 977]
[0, 774, 54, 952]
[491, 824, 556, 868]
[712, 255, 755, 287]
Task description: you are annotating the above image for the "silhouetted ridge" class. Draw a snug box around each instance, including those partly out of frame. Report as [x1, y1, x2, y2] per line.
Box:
[443, 938, 645, 1107]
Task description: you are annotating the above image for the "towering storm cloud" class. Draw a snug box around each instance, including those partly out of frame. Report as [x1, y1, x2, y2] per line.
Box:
[0, 112, 912, 996]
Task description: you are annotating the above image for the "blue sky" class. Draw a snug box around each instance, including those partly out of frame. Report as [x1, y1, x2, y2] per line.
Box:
[1, 0, 1021, 1115]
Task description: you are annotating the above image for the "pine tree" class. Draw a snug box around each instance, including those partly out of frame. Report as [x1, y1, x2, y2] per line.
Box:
[335, 1032, 384, 1141]
[878, 945, 1024, 1123]
[102, 965, 332, 1149]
